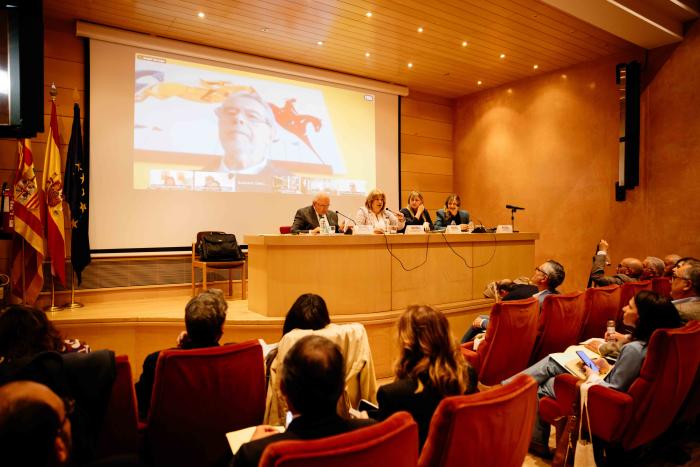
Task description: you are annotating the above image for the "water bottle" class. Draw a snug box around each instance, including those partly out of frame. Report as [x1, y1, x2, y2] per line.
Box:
[319, 216, 329, 235]
[606, 320, 616, 342]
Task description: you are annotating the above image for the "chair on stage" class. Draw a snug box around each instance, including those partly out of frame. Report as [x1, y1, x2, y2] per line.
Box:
[419, 374, 537, 467]
[259, 412, 418, 467]
[529, 292, 586, 364]
[191, 231, 246, 298]
[579, 284, 621, 341]
[95, 355, 141, 459]
[461, 298, 539, 385]
[652, 276, 672, 297]
[538, 321, 700, 456]
[145, 341, 265, 467]
[617, 280, 652, 325]
[279, 225, 292, 234]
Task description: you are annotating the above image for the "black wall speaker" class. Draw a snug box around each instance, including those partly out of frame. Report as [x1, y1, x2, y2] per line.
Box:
[615, 60, 640, 202]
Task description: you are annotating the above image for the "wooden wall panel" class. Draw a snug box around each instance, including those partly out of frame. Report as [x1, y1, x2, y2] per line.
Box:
[400, 134, 453, 158]
[401, 153, 452, 175]
[401, 116, 453, 140]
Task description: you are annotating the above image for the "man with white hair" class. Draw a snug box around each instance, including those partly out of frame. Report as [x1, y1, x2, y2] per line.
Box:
[290, 192, 347, 234]
[642, 256, 665, 280]
[671, 259, 700, 322]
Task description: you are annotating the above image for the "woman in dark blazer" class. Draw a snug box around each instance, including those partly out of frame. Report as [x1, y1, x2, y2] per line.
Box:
[399, 190, 433, 232]
[434, 193, 470, 230]
[371, 305, 477, 449]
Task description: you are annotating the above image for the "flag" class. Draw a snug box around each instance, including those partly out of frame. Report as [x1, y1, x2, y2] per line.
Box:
[11, 139, 45, 304]
[42, 101, 67, 286]
[64, 103, 91, 284]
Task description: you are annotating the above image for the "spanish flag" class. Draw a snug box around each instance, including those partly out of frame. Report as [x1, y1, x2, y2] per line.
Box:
[42, 101, 67, 286]
[11, 140, 45, 304]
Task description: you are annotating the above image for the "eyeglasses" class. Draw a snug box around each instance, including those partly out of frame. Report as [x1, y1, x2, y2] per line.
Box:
[535, 267, 549, 277]
[672, 273, 690, 282]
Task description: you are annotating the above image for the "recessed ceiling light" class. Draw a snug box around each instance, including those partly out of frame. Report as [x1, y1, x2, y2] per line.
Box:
[417, 27, 423, 33]
[366, 11, 372, 18]
[477, 80, 483, 86]
[462, 41, 468, 47]
[197, 12, 205, 18]
[317, 41, 324, 46]
[499, 53, 506, 59]
[533, 64, 539, 70]
[507, 88, 513, 94]
[408, 62, 413, 68]
[365, 52, 371, 57]
[261, 27, 269, 32]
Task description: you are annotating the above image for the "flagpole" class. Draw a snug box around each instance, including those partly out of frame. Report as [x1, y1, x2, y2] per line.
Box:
[63, 267, 84, 309]
[21, 238, 25, 305]
[44, 271, 63, 312]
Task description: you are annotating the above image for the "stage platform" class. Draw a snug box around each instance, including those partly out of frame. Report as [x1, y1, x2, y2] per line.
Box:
[47, 286, 491, 380]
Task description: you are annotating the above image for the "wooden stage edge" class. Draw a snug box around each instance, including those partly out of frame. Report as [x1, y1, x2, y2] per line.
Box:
[47, 284, 494, 379]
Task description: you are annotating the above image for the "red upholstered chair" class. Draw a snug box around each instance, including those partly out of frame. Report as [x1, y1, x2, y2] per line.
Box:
[258, 412, 418, 467]
[539, 321, 700, 452]
[579, 285, 621, 341]
[617, 280, 652, 324]
[529, 292, 586, 364]
[651, 276, 672, 297]
[145, 341, 265, 467]
[419, 374, 537, 467]
[95, 355, 140, 459]
[279, 226, 292, 234]
[461, 298, 539, 385]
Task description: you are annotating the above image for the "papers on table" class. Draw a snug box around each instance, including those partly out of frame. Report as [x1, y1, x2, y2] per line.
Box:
[226, 425, 285, 455]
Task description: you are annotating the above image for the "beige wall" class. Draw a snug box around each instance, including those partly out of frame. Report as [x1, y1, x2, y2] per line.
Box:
[400, 91, 454, 212]
[453, 21, 700, 291]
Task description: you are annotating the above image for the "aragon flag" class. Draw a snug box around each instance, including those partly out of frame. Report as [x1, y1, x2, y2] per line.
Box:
[11, 139, 45, 304]
[64, 103, 91, 284]
[42, 100, 67, 286]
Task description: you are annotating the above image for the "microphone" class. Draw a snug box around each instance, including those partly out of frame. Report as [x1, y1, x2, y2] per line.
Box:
[335, 210, 356, 225]
[506, 204, 525, 211]
[385, 207, 401, 216]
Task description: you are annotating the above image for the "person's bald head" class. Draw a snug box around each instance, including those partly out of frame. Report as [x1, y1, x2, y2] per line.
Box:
[664, 254, 681, 276]
[312, 192, 331, 216]
[618, 258, 643, 279]
[0, 381, 71, 466]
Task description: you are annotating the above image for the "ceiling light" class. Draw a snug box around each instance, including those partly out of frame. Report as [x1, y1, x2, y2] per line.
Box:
[462, 41, 468, 47]
[477, 80, 483, 86]
[366, 11, 372, 18]
[261, 27, 269, 32]
[408, 62, 413, 68]
[499, 53, 506, 59]
[417, 27, 423, 33]
[317, 41, 324, 46]
[365, 52, 370, 57]
[197, 12, 205, 18]
[533, 64, 539, 70]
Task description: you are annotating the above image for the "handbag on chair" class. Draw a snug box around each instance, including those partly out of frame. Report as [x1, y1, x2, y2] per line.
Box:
[198, 232, 244, 261]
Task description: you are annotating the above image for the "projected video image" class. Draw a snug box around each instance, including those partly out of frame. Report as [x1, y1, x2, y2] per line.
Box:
[133, 54, 376, 194]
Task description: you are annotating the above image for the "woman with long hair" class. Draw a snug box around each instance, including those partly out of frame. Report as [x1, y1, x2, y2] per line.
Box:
[372, 305, 476, 448]
[400, 190, 433, 232]
[434, 194, 470, 230]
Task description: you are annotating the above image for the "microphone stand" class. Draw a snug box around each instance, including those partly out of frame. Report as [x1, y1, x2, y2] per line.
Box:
[510, 207, 519, 233]
[334, 210, 356, 235]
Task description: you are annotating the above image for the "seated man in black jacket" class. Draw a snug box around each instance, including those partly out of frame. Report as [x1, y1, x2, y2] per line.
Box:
[232, 335, 375, 467]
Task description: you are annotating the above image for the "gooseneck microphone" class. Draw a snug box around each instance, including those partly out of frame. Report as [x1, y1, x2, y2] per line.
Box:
[335, 210, 356, 224]
[505, 204, 525, 211]
[385, 207, 401, 216]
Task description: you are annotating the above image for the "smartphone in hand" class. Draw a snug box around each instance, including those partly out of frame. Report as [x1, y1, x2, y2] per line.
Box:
[576, 350, 600, 373]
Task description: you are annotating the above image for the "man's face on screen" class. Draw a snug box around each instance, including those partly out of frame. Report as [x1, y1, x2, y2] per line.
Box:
[216, 94, 274, 170]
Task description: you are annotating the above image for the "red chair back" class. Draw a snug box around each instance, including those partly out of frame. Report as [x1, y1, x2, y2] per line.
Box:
[621, 321, 700, 449]
[419, 374, 537, 467]
[146, 341, 265, 467]
[530, 292, 586, 364]
[95, 355, 140, 458]
[580, 285, 621, 341]
[259, 412, 418, 467]
[461, 298, 539, 385]
[279, 226, 292, 234]
[651, 277, 672, 297]
[617, 280, 652, 324]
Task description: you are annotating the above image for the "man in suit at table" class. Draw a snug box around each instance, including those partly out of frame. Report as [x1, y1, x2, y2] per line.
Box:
[290, 192, 344, 233]
[231, 335, 375, 467]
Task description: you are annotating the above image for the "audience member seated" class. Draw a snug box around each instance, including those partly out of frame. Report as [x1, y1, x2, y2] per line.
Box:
[641, 256, 665, 280]
[231, 335, 376, 467]
[508, 290, 681, 458]
[461, 260, 564, 343]
[589, 239, 643, 286]
[135, 289, 227, 420]
[0, 305, 90, 365]
[355, 188, 405, 233]
[399, 190, 433, 232]
[372, 305, 476, 449]
[434, 194, 470, 230]
[663, 254, 682, 277]
[671, 259, 700, 322]
[290, 192, 346, 234]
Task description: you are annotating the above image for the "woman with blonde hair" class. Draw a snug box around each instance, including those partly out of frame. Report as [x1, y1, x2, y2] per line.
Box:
[355, 188, 405, 233]
[400, 190, 433, 231]
[371, 305, 477, 448]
